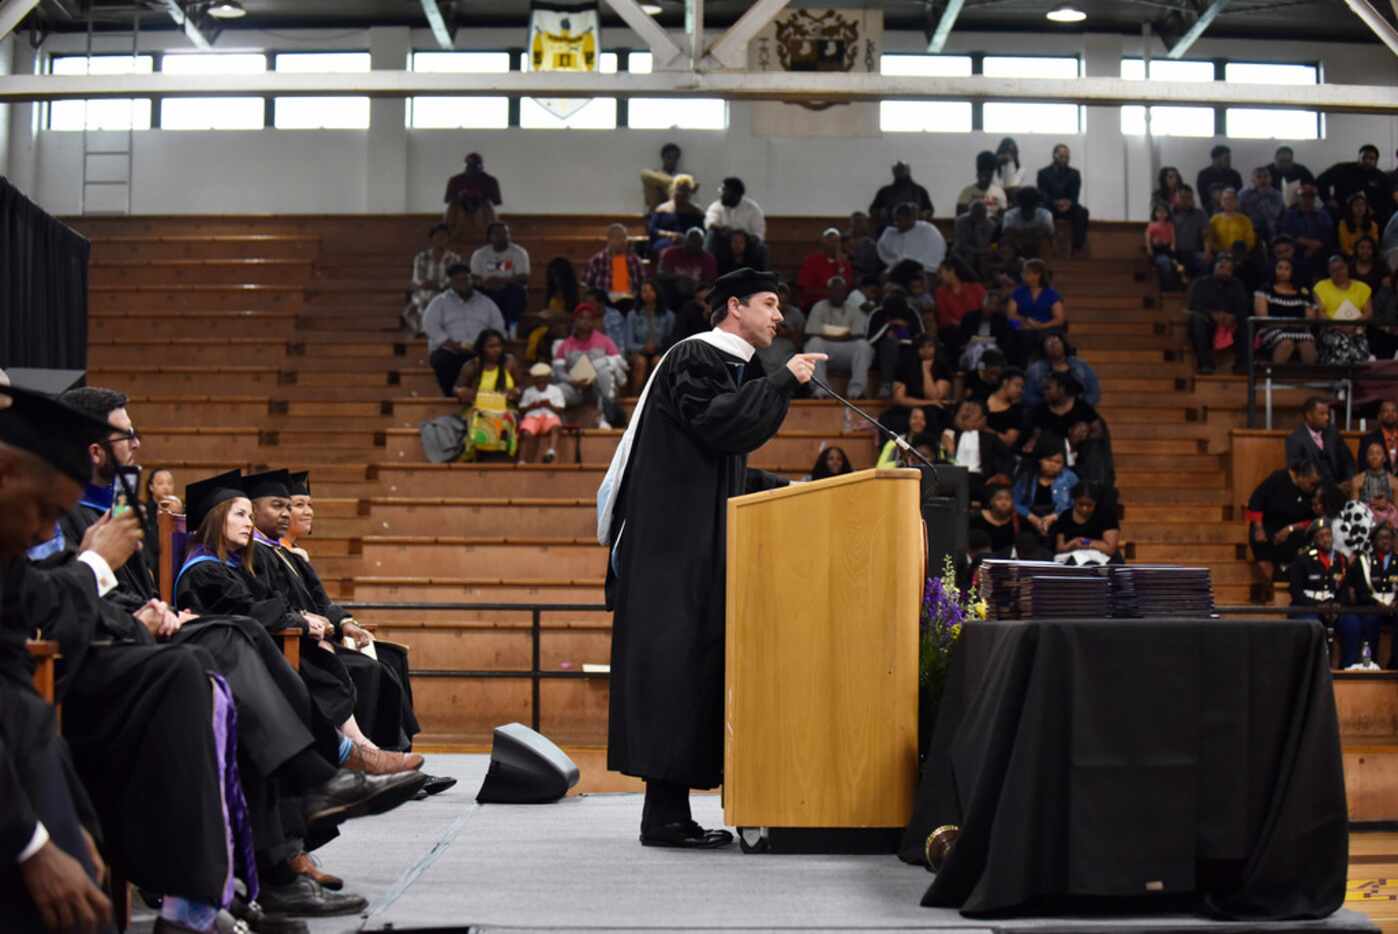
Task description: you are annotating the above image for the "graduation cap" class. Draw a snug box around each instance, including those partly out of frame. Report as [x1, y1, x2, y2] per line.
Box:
[288, 471, 311, 497]
[186, 470, 245, 532]
[708, 267, 781, 313]
[0, 384, 113, 486]
[244, 469, 291, 500]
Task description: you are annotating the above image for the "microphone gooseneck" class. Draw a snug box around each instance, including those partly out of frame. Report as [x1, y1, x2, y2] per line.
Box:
[808, 376, 940, 471]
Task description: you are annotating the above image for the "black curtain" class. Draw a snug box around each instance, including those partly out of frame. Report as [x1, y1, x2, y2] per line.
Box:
[0, 177, 89, 370]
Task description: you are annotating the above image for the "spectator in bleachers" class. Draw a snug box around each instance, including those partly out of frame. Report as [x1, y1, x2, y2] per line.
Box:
[443, 151, 502, 243]
[941, 398, 1015, 504]
[718, 229, 768, 276]
[887, 258, 935, 317]
[984, 366, 1026, 450]
[1206, 189, 1258, 276]
[404, 222, 460, 336]
[876, 406, 927, 468]
[141, 466, 178, 577]
[1185, 254, 1250, 375]
[1036, 143, 1089, 256]
[957, 151, 1008, 219]
[1006, 258, 1066, 362]
[1153, 166, 1184, 210]
[866, 292, 923, 399]
[543, 256, 580, 315]
[1287, 396, 1358, 487]
[470, 222, 530, 334]
[869, 161, 934, 233]
[1013, 432, 1077, 558]
[1267, 146, 1315, 206]
[1255, 257, 1320, 365]
[804, 276, 873, 399]
[1241, 166, 1285, 243]
[1355, 439, 1398, 515]
[1338, 194, 1380, 257]
[554, 303, 626, 429]
[1280, 185, 1336, 285]
[1169, 186, 1210, 284]
[584, 286, 628, 352]
[423, 264, 505, 398]
[1000, 186, 1056, 263]
[1289, 523, 1355, 646]
[845, 211, 883, 283]
[671, 284, 713, 345]
[797, 228, 855, 307]
[583, 224, 644, 307]
[657, 227, 717, 310]
[452, 329, 521, 462]
[876, 202, 947, 274]
[518, 362, 566, 464]
[1196, 145, 1243, 216]
[1315, 254, 1374, 364]
[756, 282, 807, 377]
[625, 280, 675, 395]
[1362, 401, 1398, 471]
[933, 255, 995, 365]
[1270, 235, 1310, 287]
[705, 177, 768, 271]
[963, 347, 1007, 401]
[1352, 237, 1391, 293]
[647, 174, 705, 255]
[1028, 370, 1102, 452]
[641, 142, 685, 213]
[952, 199, 998, 282]
[994, 138, 1025, 198]
[1145, 202, 1184, 290]
[1248, 458, 1321, 599]
[1318, 144, 1392, 227]
[1023, 335, 1100, 408]
[807, 446, 854, 482]
[521, 257, 580, 366]
[1340, 522, 1397, 668]
[971, 483, 1021, 558]
[1054, 481, 1121, 565]
[885, 333, 954, 437]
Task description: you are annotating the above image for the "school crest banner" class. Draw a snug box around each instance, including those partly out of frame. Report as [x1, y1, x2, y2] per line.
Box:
[528, 1, 600, 120]
[748, 8, 882, 137]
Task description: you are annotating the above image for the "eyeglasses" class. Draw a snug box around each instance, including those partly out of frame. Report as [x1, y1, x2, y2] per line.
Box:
[108, 428, 140, 444]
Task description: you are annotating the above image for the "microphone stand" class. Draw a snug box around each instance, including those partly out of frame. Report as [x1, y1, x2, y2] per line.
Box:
[809, 376, 941, 474]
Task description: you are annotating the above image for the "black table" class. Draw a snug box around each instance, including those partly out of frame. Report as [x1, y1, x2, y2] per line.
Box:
[900, 618, 1349, 922]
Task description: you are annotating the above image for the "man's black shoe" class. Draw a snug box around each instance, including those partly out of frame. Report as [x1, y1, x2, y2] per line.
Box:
[640, 820, 734, 849]
[229, 898, 309, 934]
[421, 774, 458, 796]
[257, 877, 367, 917]
[304, 768, 428, 827]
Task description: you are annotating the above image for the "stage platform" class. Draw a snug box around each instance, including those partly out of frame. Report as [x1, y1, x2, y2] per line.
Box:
[129, 754, 1375, 933]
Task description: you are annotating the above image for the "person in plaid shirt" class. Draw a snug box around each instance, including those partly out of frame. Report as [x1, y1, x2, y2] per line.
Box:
[404, 223, 461, 336]
[583, 224, 644, 307]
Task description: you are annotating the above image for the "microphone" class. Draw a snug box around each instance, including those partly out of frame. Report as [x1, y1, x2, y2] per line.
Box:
[809, 376, 941, 472]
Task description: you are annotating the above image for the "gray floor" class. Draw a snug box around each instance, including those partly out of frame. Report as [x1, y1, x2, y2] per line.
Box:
[132, 754, 1374, 933]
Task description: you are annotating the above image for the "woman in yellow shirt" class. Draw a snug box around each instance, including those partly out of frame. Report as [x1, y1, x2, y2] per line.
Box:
[1207, 188, 1257, 255]
[1337, 193, 1380, 257]
[1313, 254, 1373, 364]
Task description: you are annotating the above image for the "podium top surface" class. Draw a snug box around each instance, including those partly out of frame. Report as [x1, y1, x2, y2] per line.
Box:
[730, 467, 921, 509]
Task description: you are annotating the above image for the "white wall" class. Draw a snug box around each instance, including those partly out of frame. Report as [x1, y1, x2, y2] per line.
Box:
[8, 24, 1397, 221]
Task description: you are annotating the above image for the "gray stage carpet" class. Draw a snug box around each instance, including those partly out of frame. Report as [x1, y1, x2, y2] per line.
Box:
[131, 754, 1373, 933]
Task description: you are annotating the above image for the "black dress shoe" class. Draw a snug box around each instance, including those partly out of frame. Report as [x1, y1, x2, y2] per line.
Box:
[421, 774, 458, 796]
[304, 768, 428, 828]
[257, 877, 367, 918]
[230, 897, 309, 934]
[640, 820, 735, 849]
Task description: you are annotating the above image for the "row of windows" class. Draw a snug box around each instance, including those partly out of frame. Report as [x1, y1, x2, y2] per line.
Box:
[45, 50, 1321, 139]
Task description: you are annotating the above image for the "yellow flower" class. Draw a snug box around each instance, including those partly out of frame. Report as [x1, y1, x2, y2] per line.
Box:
[970, 599, 988, 620]
[950, 624, 962, 639]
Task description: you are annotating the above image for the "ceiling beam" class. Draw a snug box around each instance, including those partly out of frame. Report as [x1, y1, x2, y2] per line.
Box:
[603, 0, 685, 69]
[686, 0, 702, 70]
[419, 0, 453, 50]
[705, 0, 789, 69]
[1166, 0, 1230, 59]
[1340, 0, 1398, 57]
[927, 0, 965, 54]
[4, 72, 1397, 114]
[0, 0, 41, 42]
[161, 0, 211, 50]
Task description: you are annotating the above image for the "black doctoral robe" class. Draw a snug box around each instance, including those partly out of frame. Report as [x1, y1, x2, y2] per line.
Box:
[606, 340, 795, 789]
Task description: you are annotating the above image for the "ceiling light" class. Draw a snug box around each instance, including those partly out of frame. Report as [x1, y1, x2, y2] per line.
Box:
[640, 4, 663, 14]
[208, 0, 246, 19]
[1045, 3, 1086, 23]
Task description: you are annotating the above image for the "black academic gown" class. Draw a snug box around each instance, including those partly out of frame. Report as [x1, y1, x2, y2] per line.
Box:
[606, 341, 796, 789]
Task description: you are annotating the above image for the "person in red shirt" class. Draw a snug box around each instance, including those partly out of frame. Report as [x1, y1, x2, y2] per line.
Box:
[933, 254, 989, 362]
[443, 152, 503, 245]
[796, 228, 855, 307]
[657, 228, 718, 309]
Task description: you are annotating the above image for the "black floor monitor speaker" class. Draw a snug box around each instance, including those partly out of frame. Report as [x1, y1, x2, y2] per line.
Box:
[917, 464, 969, 573]
[474, 722, 580, 804]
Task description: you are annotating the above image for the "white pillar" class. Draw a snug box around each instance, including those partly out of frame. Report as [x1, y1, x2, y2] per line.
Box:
[366, 26, 410, 213]
[1081, 33, 1127, 222]
[3, 37, 40, 202]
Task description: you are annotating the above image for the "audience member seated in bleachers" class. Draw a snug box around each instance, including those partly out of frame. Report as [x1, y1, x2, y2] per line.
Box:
[1186, 254, 1251, 375]
[423, 264, 505, 398]
[1362, 401, 1398, 472]
[470, 222, 530, 334]
[1340, 522, 1397, 668]
[671, 285, 713, 345]
[554, 303, 627, 429]
[994, 138, 1025, 199]
[1023, 334, 1100, 408]
[805, 276, 873, 399]
[142, 465, 178, 577]
[1247, 458, 1321, 599]
[656, 227, 717, 310]
[797, 227, 855, 308]
[865, 292, 922, 399]
[1270, 235, 1311, 287]
[1352, 237, 1391, 295]
[1054, 481, 1121, 565]
[1241, 166, 1285, 243]
[971, 483, 1023, 559]
[1168, 186, 1210, 288]
[1338, 194, 1381, 257]
[1288, 523, 1357, 650]
[1036, 143, 1090, 255]
[583, 224, 644, 308]
[884, 333, 954, 437]
[1027, 370, 1102, 453]
[1207, 188, 1260, 287]
[807, 446, 854, 482]
[1012, 432, 1077, 559]
[1355, 439, 1398, 525]
[984, 366, 1027, 451]
[518, 363, 566, 464]
[1315, 254, 1374, 364]
[1268, 146, 1315, 206]
[1255, 257, 1320, 365]
[1287, 396, 1357, 488]
[963, 347, 1007, 401]
[443, 151, 502, 244]
[1280, 185, 1336, 285]
[956, 151, 1008, 219]
[641, 141, 685, 213]
[941, 398, 1015, 505]
[933, 255, 996, 365]
[886, 259, 934, 318]
[845, 211, 882, 283]
[625, 280, 675, 395]
[585, 286, 629, 351]
[952, 200, 999, 282]
[876, 202, 947, 275]
[1000, 187, 1056, 263]
[404, 222, 460, 336]
[1153, 165, 1184, 210]
[647, 174, 705, 256]
[1318, 144, 1392, 226]
[452, 329, 521, 462]
[521, 257, 580, 366]
[1145, 203, 1186, 291]
[1006, 258, 1066, 364]
[1197, 145, 1243, 217]
[876, 406, 926, 468]
[705, 176, 768, 272]
[869, 161, 934, 233]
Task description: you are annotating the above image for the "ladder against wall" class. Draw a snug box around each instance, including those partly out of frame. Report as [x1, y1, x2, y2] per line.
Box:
[80, 9, 139, 216]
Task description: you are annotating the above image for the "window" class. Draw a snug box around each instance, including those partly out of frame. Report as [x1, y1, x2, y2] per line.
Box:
[409, 51, 511, 129]
[520, 52, 618, 129]
[982, 56, 1082, 134]
[1120, 58, 1214, 137]
[48, 54, 153, 131]
[161, 53, 268, 130]
[627, 51, 727, 129]
[878, 55, 973, 133]
[274, 52, 370, 129]
[1223, 62, 1321, 140]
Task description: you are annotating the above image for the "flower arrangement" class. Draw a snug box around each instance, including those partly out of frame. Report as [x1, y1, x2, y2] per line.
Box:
[920, 556, 987, 693]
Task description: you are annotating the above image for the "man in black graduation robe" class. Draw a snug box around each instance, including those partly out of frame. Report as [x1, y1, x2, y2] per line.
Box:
[598, 267, 826, 847]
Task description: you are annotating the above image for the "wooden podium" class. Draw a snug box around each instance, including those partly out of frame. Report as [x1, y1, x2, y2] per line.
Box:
[724, 468, 923, 852]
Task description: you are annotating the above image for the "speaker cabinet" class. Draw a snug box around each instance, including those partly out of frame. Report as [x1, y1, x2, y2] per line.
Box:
[475, 723, 580, 804]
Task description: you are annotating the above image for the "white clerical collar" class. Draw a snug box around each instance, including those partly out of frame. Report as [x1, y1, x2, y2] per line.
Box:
[707, 327, 755, 362]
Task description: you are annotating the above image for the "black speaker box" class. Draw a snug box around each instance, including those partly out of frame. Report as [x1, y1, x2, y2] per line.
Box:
[475, 722, 580, 804]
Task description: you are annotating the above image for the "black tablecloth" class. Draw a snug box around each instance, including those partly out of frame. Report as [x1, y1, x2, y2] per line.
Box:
[899, 618, 1348, 921]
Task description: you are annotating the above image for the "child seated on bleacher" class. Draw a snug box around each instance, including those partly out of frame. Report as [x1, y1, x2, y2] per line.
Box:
[519, 362, 566, 464]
